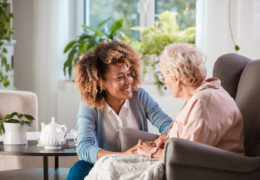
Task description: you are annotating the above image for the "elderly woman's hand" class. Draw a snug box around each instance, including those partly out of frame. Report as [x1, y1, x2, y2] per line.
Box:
[136, 140, 156, 158]
[154, 133, 168, 148]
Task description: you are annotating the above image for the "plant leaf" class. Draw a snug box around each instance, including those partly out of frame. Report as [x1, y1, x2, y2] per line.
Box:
[3, 81, 10, 87]
[0, 122, 4, 134]
[97, 17, 111, 30]
[24, 114, 35, 121]
[1, 112, 34, 129]
[109, 18, 124, 39]
[4, 112, 17, 119]
[82, 24, 104, 36]
[3, 48, 7, 53]
[1, 56, 7, 66]
[17, 113, 23, 118]
[64, 40, 77, 53]
[63, 47, 76, 78]
[78, 42, 88, 56]
[79, 34, 92, 41]
[5, 119, 20, 123]
[235, 45, 240, 51]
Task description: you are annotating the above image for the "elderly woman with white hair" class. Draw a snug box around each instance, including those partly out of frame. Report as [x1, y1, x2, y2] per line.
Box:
[84, 43, 244, 180]
[137, 42, 245, 158]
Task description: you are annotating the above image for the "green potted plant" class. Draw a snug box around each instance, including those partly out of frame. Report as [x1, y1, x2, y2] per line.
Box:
[63, 17, 129, 79]
[130, 11, 196, 94]
[0, 112, 35, 144]
[0, 0, 14, 88]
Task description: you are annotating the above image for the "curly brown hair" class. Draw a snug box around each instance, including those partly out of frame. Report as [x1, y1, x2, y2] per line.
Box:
[74, 41, 141, 109]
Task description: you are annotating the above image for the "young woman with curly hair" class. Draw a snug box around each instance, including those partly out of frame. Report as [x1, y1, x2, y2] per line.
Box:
[66, 41, 173, 180]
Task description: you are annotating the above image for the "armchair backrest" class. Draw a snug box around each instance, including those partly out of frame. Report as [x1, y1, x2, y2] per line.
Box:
[235, 59, 260, 156]
[213, 53, 260, 157]
[213, 53, 251, 99]
[0, 90, 38, 131]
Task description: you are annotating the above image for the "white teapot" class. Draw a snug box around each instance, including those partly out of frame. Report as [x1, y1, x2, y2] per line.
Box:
[39, 117, 68, 149]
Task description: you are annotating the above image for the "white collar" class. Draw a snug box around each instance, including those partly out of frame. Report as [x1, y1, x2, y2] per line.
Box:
[105, 99, 130, 113]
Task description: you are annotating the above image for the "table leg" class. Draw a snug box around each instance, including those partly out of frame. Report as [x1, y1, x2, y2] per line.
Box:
[43, 156, 48, 180]
[55, 156, 59, 169]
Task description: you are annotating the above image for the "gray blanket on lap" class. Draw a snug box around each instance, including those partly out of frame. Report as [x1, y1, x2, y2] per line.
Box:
[84, 154, 164, 180]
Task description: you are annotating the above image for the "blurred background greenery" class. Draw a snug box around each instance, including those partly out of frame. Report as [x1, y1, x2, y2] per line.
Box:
[88, 0, 196, 39]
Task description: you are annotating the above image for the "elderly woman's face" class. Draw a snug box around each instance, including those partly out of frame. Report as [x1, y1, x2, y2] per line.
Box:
[161, 68, 181, 98]
[101, 63, 133, 104]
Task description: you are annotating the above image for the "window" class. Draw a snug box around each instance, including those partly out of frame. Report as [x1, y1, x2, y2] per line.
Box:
[83, 0, 196, 38]
[85, 0, 138, 38]
[156, 0, 196, 30]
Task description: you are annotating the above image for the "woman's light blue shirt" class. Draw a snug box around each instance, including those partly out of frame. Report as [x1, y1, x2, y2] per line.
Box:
[76, 88, 173, 164]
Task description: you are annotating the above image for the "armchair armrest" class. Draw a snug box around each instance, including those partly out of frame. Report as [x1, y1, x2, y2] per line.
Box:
[164, 138, 260, 180]
[118, 128, 159, 151]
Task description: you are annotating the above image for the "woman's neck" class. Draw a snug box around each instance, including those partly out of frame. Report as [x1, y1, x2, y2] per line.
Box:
[181, 84, 198, 101]
[106, 98, 125, 115]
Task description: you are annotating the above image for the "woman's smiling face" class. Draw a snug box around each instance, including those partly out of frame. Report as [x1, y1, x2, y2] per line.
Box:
[101, 63, 133, 104]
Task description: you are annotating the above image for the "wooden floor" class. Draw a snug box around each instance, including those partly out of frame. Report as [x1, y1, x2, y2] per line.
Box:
[0, 168, 70, 180]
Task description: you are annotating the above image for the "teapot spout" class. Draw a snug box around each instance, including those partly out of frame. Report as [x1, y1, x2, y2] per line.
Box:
[41, 122, 45, 130]
[51, 117, 55, 123]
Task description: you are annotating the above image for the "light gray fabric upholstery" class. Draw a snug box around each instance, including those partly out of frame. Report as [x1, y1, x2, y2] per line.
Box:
[119, 54, 260, 180]
[164, 138, 260, 180]
[118, 128, 158, 151]
[235, 59, 260, 156]
[213, 53, 251, 99]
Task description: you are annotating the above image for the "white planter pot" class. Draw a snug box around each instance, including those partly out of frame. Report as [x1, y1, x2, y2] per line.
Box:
[3, 123, 28, 145]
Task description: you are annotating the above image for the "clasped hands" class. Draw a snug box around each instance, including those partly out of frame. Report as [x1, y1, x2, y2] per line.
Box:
[125, 133, 168, 158]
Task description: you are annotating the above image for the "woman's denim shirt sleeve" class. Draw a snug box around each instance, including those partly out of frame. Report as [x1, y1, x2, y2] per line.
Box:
[76, 102, 101, 164]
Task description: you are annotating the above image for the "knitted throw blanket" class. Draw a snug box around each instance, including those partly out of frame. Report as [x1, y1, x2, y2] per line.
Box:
[84, 154, 164, 180]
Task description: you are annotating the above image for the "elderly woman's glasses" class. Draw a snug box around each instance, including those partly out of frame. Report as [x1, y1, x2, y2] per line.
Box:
[156, 71, 166, 82]
[156, 71, 173, 82]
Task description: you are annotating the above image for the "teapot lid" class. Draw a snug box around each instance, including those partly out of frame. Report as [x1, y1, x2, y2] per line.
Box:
[45, 117, 60, 129]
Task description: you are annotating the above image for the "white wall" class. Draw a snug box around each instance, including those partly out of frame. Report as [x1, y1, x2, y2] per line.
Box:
[13, 0, 35, 91]
[13, 0, 68, 127]
[196, 0, 260, 77]
[236, 0, 260, 59]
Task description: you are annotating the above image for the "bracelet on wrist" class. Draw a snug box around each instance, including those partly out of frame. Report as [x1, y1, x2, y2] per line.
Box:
[149, 147, 158, 158]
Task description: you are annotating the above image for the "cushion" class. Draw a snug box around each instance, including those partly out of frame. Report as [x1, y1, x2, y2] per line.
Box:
[236, 59, 260, 156]
[118, 128, 159, 151]
[213, 53, 251, 99]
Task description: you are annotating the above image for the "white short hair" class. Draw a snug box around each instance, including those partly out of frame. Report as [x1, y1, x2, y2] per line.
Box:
[159, 43, 207, 86]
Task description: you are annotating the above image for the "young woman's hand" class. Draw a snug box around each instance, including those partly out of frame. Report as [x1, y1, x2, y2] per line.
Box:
[124, 140, 143, 155]
[136, 140, 155, 157]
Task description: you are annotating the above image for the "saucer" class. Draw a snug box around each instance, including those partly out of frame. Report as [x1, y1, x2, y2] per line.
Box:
[43, 146, 62, 150]
[37, 140, 62, 149]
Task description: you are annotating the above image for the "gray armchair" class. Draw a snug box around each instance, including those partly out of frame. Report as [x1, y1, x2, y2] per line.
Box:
[118, 53, 260, 180]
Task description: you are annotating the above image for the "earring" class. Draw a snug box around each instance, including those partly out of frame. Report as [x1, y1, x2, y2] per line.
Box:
[99, 86, 103, 93]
